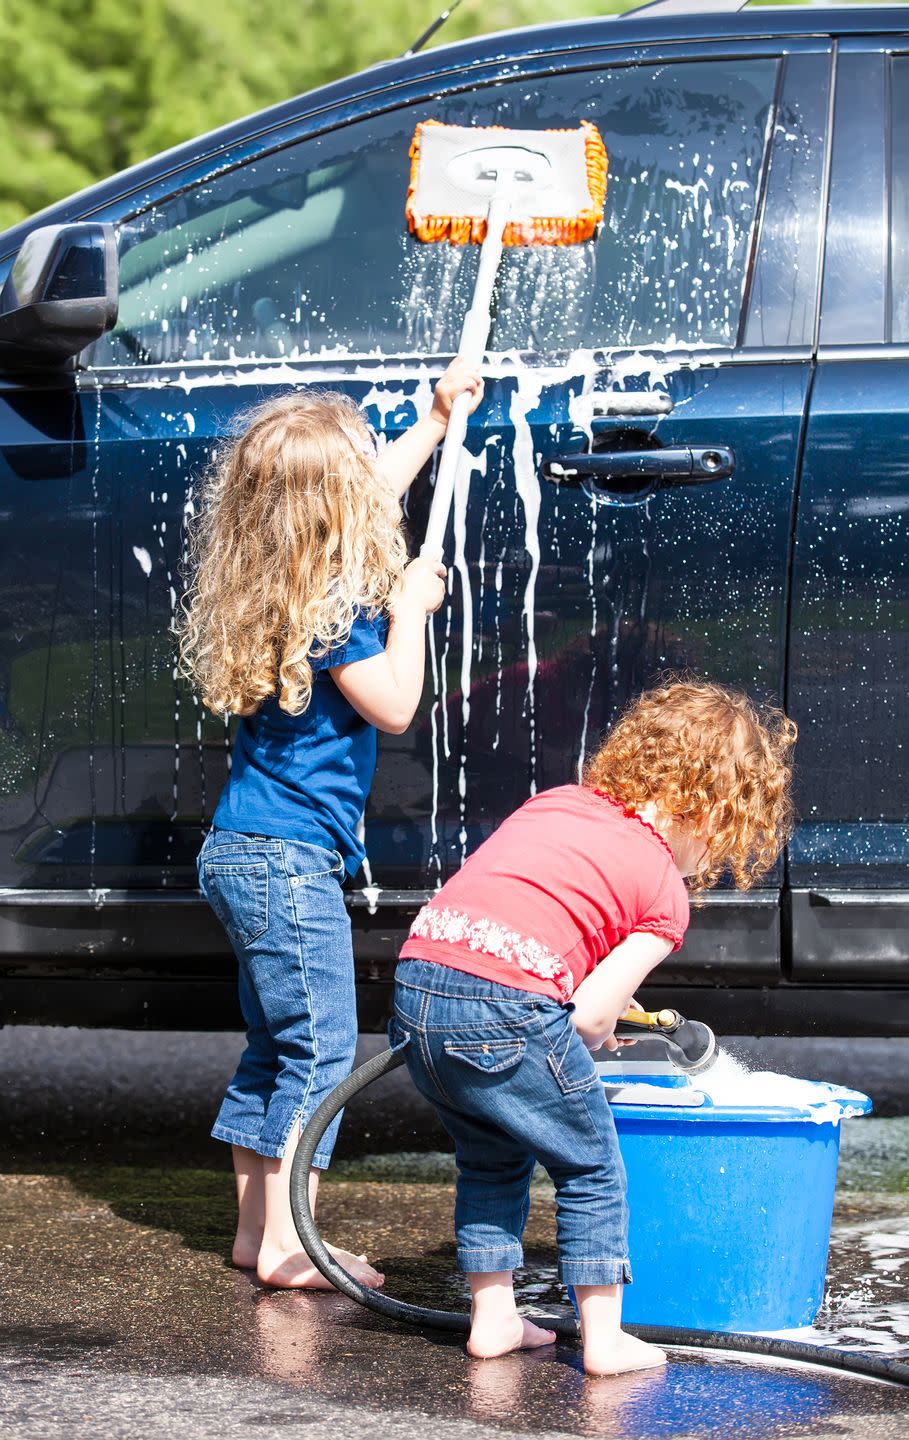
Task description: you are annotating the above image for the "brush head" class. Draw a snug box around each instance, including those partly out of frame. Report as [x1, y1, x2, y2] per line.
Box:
[406, 120, 608, 246]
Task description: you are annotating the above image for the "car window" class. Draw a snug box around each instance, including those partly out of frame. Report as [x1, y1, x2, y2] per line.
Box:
[892, 56, 909, 343]
[742, 52, 831, 350]
[820, 51, 888, 346]
[92, 57, 778, 366]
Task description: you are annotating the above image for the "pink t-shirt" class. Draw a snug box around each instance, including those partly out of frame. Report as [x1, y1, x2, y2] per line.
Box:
[400, 785, 689, 1002]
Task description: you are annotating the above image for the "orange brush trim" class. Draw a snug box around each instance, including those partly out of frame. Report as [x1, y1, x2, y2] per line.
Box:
[405, 119, 608, 246]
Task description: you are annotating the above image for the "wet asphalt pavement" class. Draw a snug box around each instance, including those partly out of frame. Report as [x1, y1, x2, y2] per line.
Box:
[1, 1028, 907, 1439]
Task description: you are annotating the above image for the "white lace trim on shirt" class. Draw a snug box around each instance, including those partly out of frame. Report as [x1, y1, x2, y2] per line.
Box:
[409, 905, 574, 1000]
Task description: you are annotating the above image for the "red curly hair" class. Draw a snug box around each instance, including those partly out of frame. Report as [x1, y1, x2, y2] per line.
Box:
[583, 681, 797, 892]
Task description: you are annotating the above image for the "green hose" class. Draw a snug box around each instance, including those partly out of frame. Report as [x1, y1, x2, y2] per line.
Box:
[290, 1046, 909, 1387]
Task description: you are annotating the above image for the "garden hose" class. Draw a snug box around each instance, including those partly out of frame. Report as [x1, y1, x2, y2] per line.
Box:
[289, 1046, 909, 1387]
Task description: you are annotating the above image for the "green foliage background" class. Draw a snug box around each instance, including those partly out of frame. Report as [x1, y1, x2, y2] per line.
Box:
[0, 0, 898, 231]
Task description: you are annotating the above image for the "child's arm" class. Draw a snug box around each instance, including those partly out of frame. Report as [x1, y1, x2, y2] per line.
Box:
[569, 932, 674, 1051]
[376, 357, 484, 500]
[330, 556, 445, 734]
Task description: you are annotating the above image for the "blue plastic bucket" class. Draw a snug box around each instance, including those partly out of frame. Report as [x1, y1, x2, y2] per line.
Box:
[569, 1075, 871, 1333]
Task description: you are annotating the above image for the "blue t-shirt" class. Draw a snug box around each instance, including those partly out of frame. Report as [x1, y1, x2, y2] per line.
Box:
[212, 611, 388, 874]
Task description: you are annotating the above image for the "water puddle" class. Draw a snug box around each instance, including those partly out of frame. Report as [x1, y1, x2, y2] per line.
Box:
[329, 1130, 909, 1364]
[0, 1157, 906, 1440]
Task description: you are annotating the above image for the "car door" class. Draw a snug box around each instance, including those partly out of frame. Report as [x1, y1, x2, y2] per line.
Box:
[0, 33, 830, 1015]
[404, 43, 833, 1009]
[787, 39, 909, 1015]
[495, 45, 833, 1008]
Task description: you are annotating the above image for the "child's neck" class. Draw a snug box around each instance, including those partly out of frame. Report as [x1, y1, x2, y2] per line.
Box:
[635, 801, 702, 878]
[635, 801, 675, 853]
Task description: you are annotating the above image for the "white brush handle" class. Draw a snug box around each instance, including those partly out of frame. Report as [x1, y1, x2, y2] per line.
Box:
[422, 192, 510, 560]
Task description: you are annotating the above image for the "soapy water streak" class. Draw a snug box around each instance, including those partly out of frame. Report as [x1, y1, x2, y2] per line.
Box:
[452, 446, 478, 861]
[402, 244, 597, 357]
[399, 242, 607, 837]
[122, 347, 711, 895]
[114, 343, 680, 891]
[355, 351, 586, 882]
[508, 375, 545, 797]
[351, 344, 670, 884]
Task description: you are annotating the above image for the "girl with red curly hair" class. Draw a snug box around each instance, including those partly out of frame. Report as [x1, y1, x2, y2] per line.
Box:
[392, 681, 796, 1376]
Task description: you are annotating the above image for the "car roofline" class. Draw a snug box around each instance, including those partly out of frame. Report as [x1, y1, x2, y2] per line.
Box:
[1, 3, 906, 264]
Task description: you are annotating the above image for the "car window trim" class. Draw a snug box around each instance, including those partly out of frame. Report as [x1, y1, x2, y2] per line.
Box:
[735, 56, 784, 348]
[97, 38, 833, 230]
[886, 50, 909, 344]
[77, 345, 817, 393]
[816, 343, 909, 361]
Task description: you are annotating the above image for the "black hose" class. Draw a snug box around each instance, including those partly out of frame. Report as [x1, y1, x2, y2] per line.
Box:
[630, 1327, 909, 1388]
[290, 1047, 909, 1387]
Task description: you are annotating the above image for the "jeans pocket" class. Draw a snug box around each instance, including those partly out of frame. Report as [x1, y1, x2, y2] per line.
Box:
[201, 861, 269, 948]
[443, 1037, 526, 1075]
[287, 844, 345, 884]
[546, 1017, 598, 1096]
[387, 1016, 412, 1055]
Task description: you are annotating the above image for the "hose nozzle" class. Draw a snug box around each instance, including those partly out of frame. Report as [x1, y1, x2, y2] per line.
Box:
[613, 1008, 717, 1073]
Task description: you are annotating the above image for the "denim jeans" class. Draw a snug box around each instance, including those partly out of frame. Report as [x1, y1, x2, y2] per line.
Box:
[198, 827, 357, 1165]
[392, 958, 632, 1287]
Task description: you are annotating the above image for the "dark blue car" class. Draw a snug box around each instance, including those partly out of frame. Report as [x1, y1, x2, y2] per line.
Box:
[1, 0, 907, 1034]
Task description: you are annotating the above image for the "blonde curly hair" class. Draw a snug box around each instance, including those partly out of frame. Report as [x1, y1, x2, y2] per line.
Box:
[583, 680, 797, 891]
[178, 391, 407, 716]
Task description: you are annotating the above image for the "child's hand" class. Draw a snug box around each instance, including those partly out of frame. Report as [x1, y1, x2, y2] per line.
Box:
[400, 555, 447, 615]
[572, 994, 641, 1052]
[569, 993, 616, 1053]
[574, 1022, 618, 1054]
[430, 358, 484, 428]
[376, 360, 484, 500]
[616, 995, 644, 1048]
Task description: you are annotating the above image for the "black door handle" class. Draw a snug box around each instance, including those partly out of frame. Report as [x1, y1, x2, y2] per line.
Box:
[541, 445, 735, 489]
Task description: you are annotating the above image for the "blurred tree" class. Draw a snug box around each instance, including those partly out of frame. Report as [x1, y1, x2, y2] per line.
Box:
[0, 0, 873, 228]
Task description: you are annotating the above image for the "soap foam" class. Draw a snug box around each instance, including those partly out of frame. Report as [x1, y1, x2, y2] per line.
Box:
[699, 1049, 868, 1123]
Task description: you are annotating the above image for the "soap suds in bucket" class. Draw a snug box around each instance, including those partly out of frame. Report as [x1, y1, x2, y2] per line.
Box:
[697, 1050, 869, 1122]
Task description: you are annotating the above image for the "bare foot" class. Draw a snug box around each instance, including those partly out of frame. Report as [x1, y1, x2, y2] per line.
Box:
[256, 1242, 384, 1291]
[232, 1236, 262, 1269]
[583, 1331, 666, 1377]
[467, 1314, 557, 1359]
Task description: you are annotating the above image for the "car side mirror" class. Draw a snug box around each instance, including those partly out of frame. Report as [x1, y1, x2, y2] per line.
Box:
[0, 223, 118, 372]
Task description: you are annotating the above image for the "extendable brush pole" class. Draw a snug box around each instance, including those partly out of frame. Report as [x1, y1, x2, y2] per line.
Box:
[406, 119, 608, 559]
[421, 191, 509, 559]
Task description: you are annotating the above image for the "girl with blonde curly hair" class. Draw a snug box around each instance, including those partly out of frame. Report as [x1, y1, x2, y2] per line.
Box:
[180, 359, 482, 1290]
[392, 680, 796, 1375]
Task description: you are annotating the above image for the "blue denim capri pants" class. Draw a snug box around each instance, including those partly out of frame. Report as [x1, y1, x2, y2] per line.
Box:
[198, 827, 357, 1165]
[392, 957, 632, 1289]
